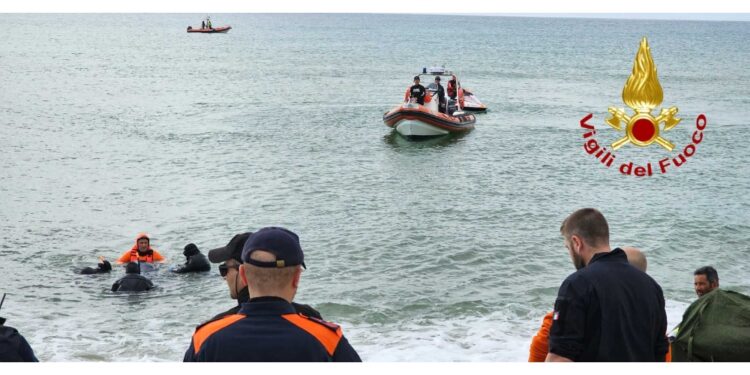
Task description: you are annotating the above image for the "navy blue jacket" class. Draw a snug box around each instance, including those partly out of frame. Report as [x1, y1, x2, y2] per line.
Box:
[549, 248, 668, 361]
[0, 326, 38, 362]
[184, 296, 361, 362]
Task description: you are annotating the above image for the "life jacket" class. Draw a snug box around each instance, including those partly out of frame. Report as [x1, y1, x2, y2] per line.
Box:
[129, 249, 154, 263]
[447, 80, 457, 98]
[116, 232, 165, 264]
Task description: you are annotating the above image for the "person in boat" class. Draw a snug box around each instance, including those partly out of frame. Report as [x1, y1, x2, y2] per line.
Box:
[115, 233, 166, 265]
[183, 227, 360, 362]
[171, 243, 211, 273]
[0, 294, 39, 362]
[447, 74, 458, 100]
[201, 20, 205, 29]
[79, 256, 113, 275]
[432, 76, 446, 113]
[546, 209, 668, 362]
[407, 76, 426, 105]
[529, 246, 653, 362]
[111, 262, 154, 292]
[201, 232, 322, 323]
[694, 266, 719, 298]
[206, 18, 212, 30]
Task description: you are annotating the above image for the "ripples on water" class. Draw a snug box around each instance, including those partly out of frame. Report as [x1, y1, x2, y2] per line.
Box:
[0, 14, 748, 361]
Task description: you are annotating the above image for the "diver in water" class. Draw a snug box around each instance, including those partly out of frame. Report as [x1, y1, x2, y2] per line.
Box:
[116, 233, 166, 265]
[111, 263, 154, 292]
[171, 243, 211, 273]
[79, 256, 112, 275]
[0, 294, 39, 362]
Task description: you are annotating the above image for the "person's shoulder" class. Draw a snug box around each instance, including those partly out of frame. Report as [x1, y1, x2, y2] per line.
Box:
[282, 313, 346, 356]
[203, 306, 241, 326]
[190, 313, 246, 353]
[292, 302, 323, 319]
[559, 268, 595, 294]
[283, 312, 343, 336]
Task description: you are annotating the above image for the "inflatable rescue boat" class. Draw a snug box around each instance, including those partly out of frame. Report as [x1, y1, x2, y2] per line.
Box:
[383, 67, 476, 138]
[187, 26, 232, 33]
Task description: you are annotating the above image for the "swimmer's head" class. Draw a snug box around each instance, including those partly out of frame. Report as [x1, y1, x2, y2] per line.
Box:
[125, 262, 140, 275]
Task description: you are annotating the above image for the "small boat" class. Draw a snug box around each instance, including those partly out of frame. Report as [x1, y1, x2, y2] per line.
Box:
[187, 26, 232, 33]
[461, 89, 487, 113]
[383, 67, 476, 138]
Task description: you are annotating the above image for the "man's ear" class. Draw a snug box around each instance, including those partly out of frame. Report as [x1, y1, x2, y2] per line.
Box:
[570, 235, 583, 254]
[239, 264, 247, 285]
[291, 267, 302, 289]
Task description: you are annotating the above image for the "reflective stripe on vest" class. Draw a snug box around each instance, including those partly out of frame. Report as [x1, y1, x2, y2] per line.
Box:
[282, 313, 342, 356]
[192, 314, 246, 354]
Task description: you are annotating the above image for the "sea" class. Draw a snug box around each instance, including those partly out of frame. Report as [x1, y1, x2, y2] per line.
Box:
[0, 14, 748, 361]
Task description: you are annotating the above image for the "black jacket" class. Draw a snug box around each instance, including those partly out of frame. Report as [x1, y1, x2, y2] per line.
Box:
[111, 274, 154, 292]
[549, 248, 668, 361]
[409, 84, 426, 104]
[172, 253, 210, 273]
[184, 297, 360, 362]
[0, 325, 38, 362]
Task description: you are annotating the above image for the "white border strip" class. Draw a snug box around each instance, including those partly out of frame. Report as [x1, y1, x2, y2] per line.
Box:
[3, 0, 750, 14]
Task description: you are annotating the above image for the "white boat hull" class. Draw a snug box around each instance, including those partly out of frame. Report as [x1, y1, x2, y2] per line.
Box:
[394, 119, 450, 137]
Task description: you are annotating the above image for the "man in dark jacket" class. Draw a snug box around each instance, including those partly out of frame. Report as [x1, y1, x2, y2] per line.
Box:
[184, 227, 360, 362]
[171, 243, 211, 273]
[112, 262, 154, 292]
[79, 256, 113, 275]
[546, 208, 668, 362]
[204, 232, 321, 322]
[0, 294, 38, 362]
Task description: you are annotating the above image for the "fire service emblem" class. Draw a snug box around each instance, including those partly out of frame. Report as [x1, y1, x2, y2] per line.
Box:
[579, 37, 707, 177]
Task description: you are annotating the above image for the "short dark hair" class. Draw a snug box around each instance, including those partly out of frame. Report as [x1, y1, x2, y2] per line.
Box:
[694, 266, 719, 284]
[560, 208, 610, 247]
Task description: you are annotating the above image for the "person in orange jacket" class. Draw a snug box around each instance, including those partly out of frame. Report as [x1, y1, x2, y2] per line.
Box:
[116, 232, 166, 265]
[529, 247, 671, 361]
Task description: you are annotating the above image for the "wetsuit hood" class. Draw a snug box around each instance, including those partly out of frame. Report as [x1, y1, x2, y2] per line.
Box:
[125, 262, 141, 274]
[183, 243, 200, 257]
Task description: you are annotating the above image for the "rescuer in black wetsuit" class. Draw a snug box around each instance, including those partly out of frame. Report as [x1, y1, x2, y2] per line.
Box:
[408, 76, 426, 105]
[171, 243, 211, 273]
[79, 256, 113, 275]
[0, 294, 38, 362]
[111, 262, 154, 292]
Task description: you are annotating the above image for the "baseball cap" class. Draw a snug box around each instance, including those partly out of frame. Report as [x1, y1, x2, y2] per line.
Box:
[241, 227, 306, 269]
[208, 232, 252, 263]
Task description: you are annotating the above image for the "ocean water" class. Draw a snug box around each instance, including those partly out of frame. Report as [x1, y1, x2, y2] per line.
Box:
[0, 14, 748, 361]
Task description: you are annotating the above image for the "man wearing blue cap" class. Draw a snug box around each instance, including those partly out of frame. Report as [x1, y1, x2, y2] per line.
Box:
[184, 227, 361, 362]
